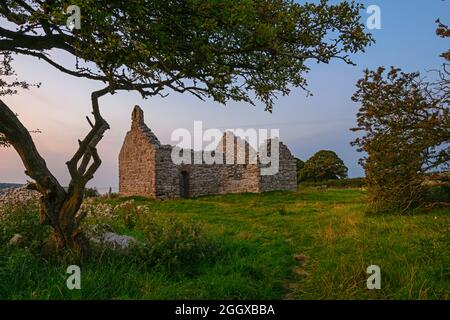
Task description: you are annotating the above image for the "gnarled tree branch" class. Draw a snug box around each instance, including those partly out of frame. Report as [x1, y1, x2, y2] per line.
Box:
[0, 98, 66, 225]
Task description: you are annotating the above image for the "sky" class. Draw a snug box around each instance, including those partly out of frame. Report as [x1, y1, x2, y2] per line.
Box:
[0, 0, 449, 192]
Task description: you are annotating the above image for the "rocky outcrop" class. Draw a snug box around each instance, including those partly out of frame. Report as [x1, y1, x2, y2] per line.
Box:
[8, 234, 23, 246]
[85, 224, 137, 250]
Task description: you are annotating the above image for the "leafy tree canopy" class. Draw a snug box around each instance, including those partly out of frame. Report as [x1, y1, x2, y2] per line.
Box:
[299, 150, 348, 182]
[1, 0, 373, 111]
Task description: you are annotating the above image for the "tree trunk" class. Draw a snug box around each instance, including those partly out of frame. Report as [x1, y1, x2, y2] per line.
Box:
[0, 90, 110, 259]
[36, 186, 90, 258]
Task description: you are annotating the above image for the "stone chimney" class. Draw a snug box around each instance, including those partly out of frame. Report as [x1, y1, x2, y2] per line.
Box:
[131, 105, 144, 129]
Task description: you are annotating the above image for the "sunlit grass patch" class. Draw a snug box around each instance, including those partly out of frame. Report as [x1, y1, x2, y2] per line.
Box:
[0, 187, 448, 299]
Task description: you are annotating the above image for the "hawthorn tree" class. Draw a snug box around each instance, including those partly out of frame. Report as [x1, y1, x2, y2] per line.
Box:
[351, 21, 449, 212]
[0, 0, 373, 256]
[436, 19, 450, 61]
[299, 150, 348, 182]
[351, 67, 449, 211]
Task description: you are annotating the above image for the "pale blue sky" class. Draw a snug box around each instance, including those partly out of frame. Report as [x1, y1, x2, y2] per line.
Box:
[1, 0, 448, 191]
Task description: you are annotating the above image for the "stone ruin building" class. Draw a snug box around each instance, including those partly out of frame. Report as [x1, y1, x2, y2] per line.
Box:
[119, 106, 297, 199]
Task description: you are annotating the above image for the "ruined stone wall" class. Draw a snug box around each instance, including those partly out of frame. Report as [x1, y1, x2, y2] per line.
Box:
[259, 142, 297, 192]
[153, 148, 222, 199]
[182, 162, 260, 197]
[186, 163, 223, 197]
[220, 164, 260, 194]
[120, 106, 298, 199]
[154, 145, 181, 199]
[154, 147, 260, 198]
[119, 130, 157, 197]
[119, 106, 159, 197]
[216, 132, 260, 194]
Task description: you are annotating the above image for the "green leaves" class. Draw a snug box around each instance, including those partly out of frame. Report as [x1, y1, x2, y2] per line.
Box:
[299, 150, 348, 182]
[2, 0, 373, 110]
[351, 67, 449, 212]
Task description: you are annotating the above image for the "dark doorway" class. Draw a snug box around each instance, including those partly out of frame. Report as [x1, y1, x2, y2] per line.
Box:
[180, 171, 190, 198]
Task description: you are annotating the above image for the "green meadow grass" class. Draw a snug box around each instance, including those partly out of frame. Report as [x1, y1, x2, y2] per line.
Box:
[0, 188, 448, 300]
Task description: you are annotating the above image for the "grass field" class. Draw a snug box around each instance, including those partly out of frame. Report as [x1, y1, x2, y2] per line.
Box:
[0, 188, 448, 299]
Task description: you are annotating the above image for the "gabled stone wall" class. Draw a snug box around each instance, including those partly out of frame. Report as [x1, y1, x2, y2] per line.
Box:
[259, 141, 297, 192]
[118, 106, 158, 197]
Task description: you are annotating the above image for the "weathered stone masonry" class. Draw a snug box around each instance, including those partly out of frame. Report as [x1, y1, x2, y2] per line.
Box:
[119, 106, 297, 199]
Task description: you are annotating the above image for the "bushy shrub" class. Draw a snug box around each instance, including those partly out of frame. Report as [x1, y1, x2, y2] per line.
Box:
[139, 214, 219, 271]
[93, 200, 220, 271]
[0, 204, 50, 251]
[351, 66, 449, 213]
[0, 199, 220, 271]
[425, 185, 450, 204]
[299, 177, 366, 188]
